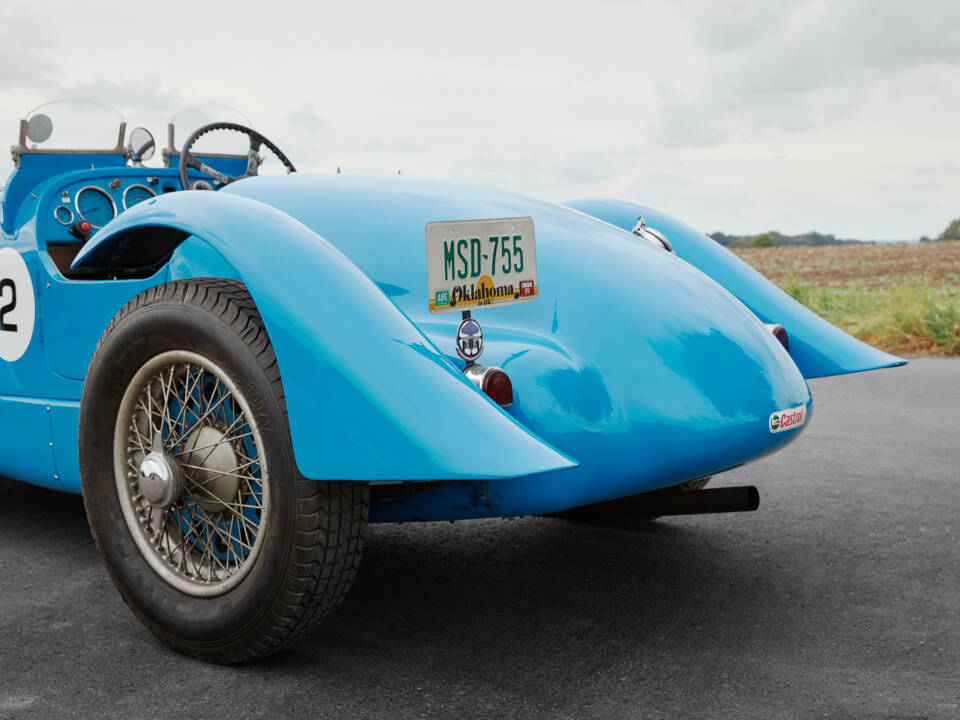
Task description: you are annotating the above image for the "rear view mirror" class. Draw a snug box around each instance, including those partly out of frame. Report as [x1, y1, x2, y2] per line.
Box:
[127, 127, 155, 165]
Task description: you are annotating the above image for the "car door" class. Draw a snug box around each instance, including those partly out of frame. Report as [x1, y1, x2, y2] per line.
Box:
[0, 238, 76, 490]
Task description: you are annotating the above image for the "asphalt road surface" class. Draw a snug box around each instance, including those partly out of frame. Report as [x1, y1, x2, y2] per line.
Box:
[1, 358, 957, 719]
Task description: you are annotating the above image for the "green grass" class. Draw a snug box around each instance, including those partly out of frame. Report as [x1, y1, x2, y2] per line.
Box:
[780, 279, 960, 355]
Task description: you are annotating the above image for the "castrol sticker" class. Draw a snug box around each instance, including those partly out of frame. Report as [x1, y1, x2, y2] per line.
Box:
[769, 405, 806, 433]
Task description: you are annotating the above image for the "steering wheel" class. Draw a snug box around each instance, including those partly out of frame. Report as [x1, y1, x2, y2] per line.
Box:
[178, 122, 296, 190]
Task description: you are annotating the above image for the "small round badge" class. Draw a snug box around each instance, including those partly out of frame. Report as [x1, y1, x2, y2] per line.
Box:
[456, 317, 483, 362]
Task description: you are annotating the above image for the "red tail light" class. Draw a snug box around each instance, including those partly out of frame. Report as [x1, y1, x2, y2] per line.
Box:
[482, 368, 513, 406]
[463, 365, 514, 407]
[764, 323, 790, 351]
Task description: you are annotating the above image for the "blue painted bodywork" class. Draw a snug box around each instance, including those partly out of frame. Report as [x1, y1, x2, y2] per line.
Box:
[73, 191, 576, 485]
[2, 153, 127, 234]
[1, 137, 901, 520]
[563, 199, 906, 379]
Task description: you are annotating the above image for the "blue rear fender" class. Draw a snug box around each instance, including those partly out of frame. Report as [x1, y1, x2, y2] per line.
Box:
[564, 199, 906, 379]
[198, 175, 815, 520]
[72, 192, 576, 483]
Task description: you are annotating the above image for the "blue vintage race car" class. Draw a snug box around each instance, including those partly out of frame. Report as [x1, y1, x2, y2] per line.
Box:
[0, 100, 903, 662]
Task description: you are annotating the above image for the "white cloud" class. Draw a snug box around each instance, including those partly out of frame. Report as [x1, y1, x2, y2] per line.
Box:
[0, 0, 957, 239]
[0, 7, 58, 91]
[655, 0, 960, 148]
[288, 104, 326, 134]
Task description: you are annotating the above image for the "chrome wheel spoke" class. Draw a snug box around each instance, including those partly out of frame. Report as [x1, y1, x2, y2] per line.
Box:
[115, 351, 270, 597]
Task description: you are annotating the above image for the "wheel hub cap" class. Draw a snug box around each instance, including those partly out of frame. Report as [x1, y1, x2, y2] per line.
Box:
[137, 449, 181, 507]
[182, 425, 241, 513]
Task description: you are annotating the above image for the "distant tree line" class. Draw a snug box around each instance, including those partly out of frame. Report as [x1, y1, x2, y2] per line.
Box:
[921, 218, 960, 242]
[712, 217, 960, 247]
[708, 230, 865, 248]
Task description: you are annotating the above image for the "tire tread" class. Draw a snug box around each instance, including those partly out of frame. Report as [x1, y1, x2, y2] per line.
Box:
[85, 279, 367, 664]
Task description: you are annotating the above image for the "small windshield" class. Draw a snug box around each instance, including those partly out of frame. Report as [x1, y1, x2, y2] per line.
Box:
[20, 100, 124, 152]
[169, 105, 253, 155]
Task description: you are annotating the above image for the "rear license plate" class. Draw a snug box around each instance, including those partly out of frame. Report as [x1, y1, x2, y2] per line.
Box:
[425, 217, 538, 314]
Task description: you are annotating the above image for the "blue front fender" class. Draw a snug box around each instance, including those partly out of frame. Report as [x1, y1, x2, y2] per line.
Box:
[73, 192, 576, 482]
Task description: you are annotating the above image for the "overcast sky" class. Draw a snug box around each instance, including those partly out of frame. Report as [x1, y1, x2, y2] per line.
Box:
[1, 0, 958, 239]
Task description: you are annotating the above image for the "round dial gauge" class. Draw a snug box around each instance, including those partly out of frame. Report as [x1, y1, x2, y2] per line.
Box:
[75, 187, 116, 228]
[122, 183, 156, 210]
[53, 205, 74, 225]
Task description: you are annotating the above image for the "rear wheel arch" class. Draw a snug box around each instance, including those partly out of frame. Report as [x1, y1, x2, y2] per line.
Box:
[80, 278, 368, 663]
[72, 192, 576, 483]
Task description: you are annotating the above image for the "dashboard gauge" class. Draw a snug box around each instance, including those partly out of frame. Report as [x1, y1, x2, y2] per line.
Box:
[53, 205, 74, 226]
[75, 186, 116, 229]
[122, 183, 156, 210]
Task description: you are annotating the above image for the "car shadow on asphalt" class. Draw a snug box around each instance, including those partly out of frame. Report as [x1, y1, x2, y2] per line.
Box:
[0, 475, 780, 692]
[255, 514, 777, 698]
[0, 477, 91, 539]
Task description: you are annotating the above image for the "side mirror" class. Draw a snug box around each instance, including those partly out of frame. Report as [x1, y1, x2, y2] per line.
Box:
[26, 114, 53, 144]
[127, 127, 155, 165]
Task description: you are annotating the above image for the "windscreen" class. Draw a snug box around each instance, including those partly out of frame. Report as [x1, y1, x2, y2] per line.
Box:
[21, 100, 123, 152]
[169, 105, 254, 156]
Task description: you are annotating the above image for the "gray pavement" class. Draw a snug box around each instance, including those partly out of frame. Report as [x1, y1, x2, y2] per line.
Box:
[0, 358, 957, 719]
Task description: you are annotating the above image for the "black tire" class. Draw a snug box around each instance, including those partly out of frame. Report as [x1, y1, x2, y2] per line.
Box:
[79, 279, 368, 663]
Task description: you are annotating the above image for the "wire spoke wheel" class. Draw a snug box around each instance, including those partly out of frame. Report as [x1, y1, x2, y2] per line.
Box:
[84, 280, 368, 662]
[114, 349, 270, 597]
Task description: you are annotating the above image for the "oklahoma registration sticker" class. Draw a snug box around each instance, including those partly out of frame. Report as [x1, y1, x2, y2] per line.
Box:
[769, 405, 806, 433]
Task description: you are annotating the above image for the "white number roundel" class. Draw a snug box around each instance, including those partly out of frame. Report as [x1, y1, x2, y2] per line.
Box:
[0, 247, 35, 362]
